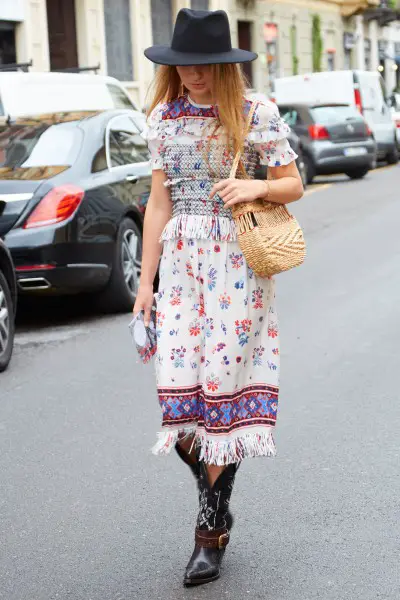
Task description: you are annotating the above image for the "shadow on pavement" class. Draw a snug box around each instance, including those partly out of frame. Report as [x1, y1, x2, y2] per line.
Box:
[15, 294, 104, 332]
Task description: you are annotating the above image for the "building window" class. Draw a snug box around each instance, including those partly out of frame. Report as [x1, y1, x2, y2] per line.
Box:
[327, 51, 335, 72]
[0, 21, 16, 66]
[191, 0, 209, 9]
[104, 0, 133, 81]
[238, 21, 253, 87]
[343, 32, 355, 71]
[344, 49, 351, 70]
[264, 22, 279, 89]
[151, 0, 173, 47]
[364, 39, 371, 71]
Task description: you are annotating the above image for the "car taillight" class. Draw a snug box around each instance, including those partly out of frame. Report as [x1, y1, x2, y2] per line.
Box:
[354, 88, 363, 114]
[308, 124, 330, 140]
[23, 185, 84, 229]
[396, 119, 400, 129]
[366, 124, 373, 136]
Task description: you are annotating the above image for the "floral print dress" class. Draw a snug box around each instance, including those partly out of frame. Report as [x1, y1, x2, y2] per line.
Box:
[143, 94, 297, 466]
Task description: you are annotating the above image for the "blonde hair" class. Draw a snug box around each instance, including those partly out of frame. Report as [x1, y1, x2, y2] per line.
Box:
[147, 64, 249, 176]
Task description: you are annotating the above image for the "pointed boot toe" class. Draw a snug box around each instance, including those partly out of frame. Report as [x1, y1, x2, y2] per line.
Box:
[183, 527, 229, 587]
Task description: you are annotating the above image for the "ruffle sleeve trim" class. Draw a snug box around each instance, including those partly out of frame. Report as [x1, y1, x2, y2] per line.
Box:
[248, 101, 298, 167]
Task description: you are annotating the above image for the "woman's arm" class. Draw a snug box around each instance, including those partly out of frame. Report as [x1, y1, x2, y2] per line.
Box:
[210, 160, 304, 208]
[133, 170, 171, 323]
[259, 161, 304, 205]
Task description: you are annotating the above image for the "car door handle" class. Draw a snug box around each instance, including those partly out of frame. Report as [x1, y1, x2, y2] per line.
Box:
[125, 175, 138, 183]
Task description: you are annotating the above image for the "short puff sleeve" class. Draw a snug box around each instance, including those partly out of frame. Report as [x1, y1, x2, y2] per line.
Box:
[141, 103, 167, 170]
[248, 101, 298, 167]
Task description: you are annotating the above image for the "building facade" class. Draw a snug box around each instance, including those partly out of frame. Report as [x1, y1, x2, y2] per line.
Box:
[0, 0, 398, 110]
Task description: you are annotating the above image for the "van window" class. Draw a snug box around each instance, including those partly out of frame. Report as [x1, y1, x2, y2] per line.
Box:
[310, 105, 362, 124]
[107, 84, 135, 110]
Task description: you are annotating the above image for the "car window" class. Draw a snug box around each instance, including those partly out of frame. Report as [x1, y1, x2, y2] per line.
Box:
[107, 85, 136, 110]
[107, 115, 149, 169]
[310, 105, 362, 124]
[0, 121, 82, 169]
[279, 107, 299, 127]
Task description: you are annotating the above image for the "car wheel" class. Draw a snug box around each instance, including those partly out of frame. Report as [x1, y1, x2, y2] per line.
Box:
[0, 270, 15, 372]
[303, 153, 315, 184]
[296, 149, 307, 189]
[387, 143, 399, 165]
[97, 217, 142, 313]
[345, 167, 369, 180]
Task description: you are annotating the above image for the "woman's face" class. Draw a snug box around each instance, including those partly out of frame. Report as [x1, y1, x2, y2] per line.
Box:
[176, 65, 213, 99]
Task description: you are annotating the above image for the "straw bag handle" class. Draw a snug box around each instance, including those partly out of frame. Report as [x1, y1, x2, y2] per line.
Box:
[229, 101, 258, 179]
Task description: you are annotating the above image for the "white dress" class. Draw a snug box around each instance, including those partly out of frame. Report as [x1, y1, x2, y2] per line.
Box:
[143, 94, 297, 465]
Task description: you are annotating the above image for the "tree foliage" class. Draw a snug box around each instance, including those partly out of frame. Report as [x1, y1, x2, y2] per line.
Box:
[312, 14, 323, 73]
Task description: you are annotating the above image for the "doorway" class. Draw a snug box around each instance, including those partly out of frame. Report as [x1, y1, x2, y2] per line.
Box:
[0, 21, 17, 66]
[46, 0, 78, 71]
[238, 21, 253, 87]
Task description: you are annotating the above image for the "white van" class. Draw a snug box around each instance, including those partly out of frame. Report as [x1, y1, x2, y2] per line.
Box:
[0, 72, 137, 117]
[274, 70, 398, 164]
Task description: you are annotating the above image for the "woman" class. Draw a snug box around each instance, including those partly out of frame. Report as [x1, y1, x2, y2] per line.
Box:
[134, 8, 303, 587]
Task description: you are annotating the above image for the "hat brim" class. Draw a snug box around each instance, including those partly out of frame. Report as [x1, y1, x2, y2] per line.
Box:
[144, 46, 258, 66]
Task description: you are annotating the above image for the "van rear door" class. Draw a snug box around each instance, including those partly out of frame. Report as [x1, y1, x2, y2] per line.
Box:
[274, 72, 354, 106]
[356, 71, 394, 151]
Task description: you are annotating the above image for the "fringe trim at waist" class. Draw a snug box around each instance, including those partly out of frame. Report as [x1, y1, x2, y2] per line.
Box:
[160, 214, 237, 242]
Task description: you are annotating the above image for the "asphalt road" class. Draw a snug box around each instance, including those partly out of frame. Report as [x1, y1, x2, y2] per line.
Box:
[1, 166, 400, 600]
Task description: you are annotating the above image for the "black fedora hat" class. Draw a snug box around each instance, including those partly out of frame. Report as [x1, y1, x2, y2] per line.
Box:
[144, 8, 257, 66]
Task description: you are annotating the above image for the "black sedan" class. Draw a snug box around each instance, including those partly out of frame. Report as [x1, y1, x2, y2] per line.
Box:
[0, 109, 151, 312]
[0, 237, 16, 371]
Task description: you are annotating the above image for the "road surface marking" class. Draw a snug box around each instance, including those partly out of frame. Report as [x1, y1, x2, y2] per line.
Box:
[371, 164, 397, 173]
[304, 183, 332, 196]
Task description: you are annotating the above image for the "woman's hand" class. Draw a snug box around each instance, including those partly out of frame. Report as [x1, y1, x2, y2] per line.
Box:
[210, 178, 268, 208]
[133, 283, 154, 326]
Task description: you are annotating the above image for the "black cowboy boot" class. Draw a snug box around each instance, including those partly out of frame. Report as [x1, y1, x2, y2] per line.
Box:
[175, 442, 200, 479]
[175, 442, 235, 530]
[183, 462, 239, 587]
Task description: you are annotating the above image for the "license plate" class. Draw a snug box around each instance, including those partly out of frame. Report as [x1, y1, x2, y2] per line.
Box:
[344, 147, 368, 157]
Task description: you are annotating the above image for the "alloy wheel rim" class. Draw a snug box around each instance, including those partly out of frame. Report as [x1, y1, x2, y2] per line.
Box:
[0, 284, 10, 358]
[122, 229, 142, 296]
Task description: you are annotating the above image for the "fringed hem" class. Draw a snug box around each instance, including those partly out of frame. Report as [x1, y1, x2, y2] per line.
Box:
[160, 214, 237, 242]
[152, 426, 276, 466]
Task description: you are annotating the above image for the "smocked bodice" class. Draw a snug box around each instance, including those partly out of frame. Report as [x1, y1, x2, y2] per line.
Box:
[142, 94, 296, 241]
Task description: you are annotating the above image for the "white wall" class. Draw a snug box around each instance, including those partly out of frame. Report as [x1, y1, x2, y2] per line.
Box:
[0, 0, 25, 22]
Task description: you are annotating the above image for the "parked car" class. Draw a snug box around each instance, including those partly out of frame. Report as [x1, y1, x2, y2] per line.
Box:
[277, 102, 376, 183]
[0, 237, 16, 372]
[389, 92, 400, 149]
[0, 109, 151, 312]
[246, 90, 307, 187]
[274, 71, 398, 165]
[0, 72, 137, 118]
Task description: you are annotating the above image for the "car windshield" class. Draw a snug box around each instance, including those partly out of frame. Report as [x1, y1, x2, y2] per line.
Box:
[310, 105, 361, 124]
[0, 120, 82, 170]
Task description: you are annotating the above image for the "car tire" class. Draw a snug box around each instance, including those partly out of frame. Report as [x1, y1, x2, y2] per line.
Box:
[387, 143, 399, 165]
[345, 167, 369, 180]
[0, 270, 15, 372]
[97, 217, 142, 313]
[296, 149, 307, 189]
[303, 153, 315, 184]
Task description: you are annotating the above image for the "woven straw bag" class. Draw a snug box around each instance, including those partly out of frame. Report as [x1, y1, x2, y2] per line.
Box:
[230, 103, 306, 278]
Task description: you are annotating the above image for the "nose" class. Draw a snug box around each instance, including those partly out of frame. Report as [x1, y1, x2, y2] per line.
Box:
[190, 66, 203, 79]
